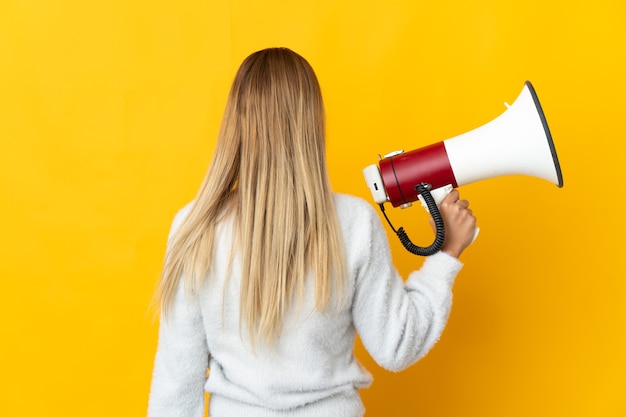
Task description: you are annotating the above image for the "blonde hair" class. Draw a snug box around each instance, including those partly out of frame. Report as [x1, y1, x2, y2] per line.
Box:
[155, 47, 346, 346]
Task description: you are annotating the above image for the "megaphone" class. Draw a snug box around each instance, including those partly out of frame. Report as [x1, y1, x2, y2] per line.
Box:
[363, 81, 563, 256]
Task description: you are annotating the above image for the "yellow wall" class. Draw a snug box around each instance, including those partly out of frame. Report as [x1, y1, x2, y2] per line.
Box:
[1, 1, 625, 416]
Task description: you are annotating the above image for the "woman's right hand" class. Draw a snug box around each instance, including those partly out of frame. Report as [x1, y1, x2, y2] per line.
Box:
[431, 190, 477, 258]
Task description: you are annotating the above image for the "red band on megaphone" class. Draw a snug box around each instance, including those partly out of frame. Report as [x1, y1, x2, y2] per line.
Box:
[379, 141, 458, 207]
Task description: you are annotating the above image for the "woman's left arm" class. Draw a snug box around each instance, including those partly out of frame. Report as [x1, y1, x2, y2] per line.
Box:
[147, 280, 208, 417]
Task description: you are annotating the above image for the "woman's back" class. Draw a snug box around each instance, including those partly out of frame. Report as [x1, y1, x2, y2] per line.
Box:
[149, 193, 463, 416]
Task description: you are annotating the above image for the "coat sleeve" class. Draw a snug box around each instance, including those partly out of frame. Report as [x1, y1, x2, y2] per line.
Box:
[351, 204, 463, 372]
[148, 282, 209, 417]
[148, 206, 209, 417]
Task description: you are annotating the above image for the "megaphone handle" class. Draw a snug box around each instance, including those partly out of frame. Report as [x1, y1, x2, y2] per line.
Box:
[393, 183, 446, 256]
[418, 185, 480, 243]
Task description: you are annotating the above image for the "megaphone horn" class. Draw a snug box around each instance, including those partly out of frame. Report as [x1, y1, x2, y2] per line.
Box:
[363, 81, 563, 255]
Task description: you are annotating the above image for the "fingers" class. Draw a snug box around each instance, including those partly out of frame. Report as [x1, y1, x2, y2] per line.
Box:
[441, 189, 460, 204]
[440, 190, 470, 210]
[441, 191, 469, 207]
[435, 190, 477, 257]
[456, 199, 469, 209]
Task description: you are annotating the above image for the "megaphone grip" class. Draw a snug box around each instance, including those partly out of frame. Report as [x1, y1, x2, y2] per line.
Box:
[395, 183, 446, 256]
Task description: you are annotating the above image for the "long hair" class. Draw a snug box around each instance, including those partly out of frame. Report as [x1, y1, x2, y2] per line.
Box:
[154, 47, 347, 346]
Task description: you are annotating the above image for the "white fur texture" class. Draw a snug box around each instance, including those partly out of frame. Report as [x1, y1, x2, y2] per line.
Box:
[148, 194, 462, 417]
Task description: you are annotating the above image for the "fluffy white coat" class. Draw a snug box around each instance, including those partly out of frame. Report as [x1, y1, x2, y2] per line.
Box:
[148, 193, 462, 417]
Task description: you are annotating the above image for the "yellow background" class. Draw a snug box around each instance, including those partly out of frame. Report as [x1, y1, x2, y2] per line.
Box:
[1, 0, 625, 416]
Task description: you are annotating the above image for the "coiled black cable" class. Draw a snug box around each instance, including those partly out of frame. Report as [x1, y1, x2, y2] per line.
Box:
[379, 183, 445, 256]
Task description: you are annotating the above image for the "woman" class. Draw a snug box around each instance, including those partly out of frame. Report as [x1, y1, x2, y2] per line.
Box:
[148, 47, 476, 417]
